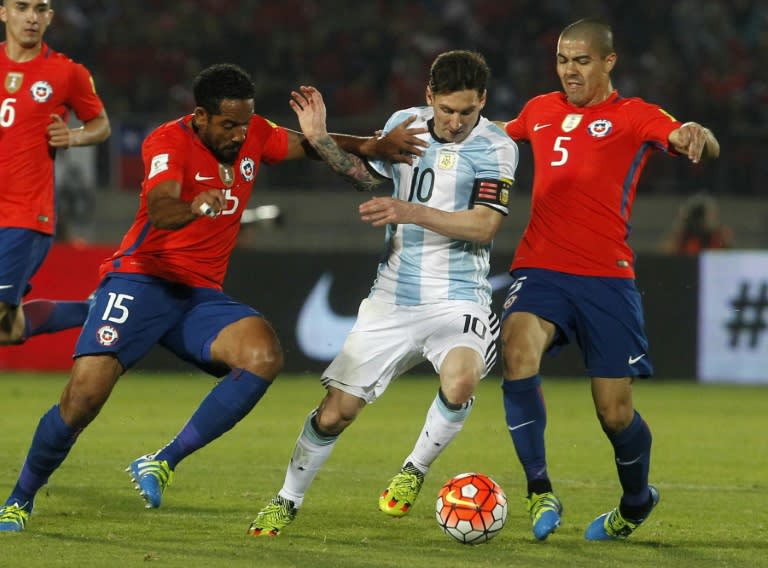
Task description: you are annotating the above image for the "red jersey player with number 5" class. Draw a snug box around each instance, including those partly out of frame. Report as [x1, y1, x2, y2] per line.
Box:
[0, 0, 111, 346]
[497, 18, 719, 542]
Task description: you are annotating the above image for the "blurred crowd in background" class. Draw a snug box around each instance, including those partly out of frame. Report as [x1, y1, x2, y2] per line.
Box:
[39, 0, 766, 231]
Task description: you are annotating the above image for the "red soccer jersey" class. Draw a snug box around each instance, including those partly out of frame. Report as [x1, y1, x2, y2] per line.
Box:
[0, 42, 104, 234]
[100, 115, 289, 289]
[505, 91, 681, 278]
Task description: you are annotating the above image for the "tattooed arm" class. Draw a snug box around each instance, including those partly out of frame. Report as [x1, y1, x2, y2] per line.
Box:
[289, 85, 384, 192]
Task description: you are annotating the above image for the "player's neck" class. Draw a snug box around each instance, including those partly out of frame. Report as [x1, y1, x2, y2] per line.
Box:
[587, 85, 615, 107]
[4, 40, 43, 63]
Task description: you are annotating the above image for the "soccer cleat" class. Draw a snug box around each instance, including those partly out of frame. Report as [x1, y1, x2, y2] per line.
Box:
[527, 491, 563, 540]
[0, 502, 30, 532]
[247, 495, 298, 537]
[127, 453, 173, 509]
[584, 485, 660, 541]
[378, 462, 425, 517]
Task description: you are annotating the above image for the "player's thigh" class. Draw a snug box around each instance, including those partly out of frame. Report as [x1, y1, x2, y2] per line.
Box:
[501, 269, 569, 358]
[322, 299, 425, 403]
[572, 277, 653, 378]
[423, 301, 500, 379]
[0, 228, 52, 306]
[75, 276, 185, 369]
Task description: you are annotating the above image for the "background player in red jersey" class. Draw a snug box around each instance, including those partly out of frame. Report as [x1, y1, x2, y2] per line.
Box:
[497, 18, 719, 542]
[0, 0, 111, 346]
[0, 62, 426, 532]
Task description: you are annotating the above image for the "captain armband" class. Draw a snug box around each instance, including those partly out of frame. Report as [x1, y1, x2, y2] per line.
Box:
[471, 178, 512, 214]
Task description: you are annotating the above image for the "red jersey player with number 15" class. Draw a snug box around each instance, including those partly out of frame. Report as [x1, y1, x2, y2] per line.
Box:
[497, 18, 719, 542]
[0, 62, 427, 532]
[0, 0, 111, 346]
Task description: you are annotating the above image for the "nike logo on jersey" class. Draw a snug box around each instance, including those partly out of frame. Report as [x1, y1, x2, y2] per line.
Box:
[195, 172, 215, 181]
[0, 284, 14, 290]
[533, 123, 551, 131]
[628, 354, 646, 365]
[296, 272, 513, 361]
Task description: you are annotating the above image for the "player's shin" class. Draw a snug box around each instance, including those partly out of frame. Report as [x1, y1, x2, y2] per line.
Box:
[606, 411, 653, 517]
[405, 389, 473, 474]
[279, 411, 339, 506]
[6, 405, 79, 510]
[154, 369, 270, 469]
[501, 375, 551, 494]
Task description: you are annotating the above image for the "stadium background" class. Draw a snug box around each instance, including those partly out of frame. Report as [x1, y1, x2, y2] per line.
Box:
[2, 0, 767, 382]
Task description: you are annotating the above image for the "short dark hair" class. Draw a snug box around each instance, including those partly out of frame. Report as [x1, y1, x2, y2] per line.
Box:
[428, 50, 490, 96]
[561, 18, 615, 58]
[193, 63, 256, 115]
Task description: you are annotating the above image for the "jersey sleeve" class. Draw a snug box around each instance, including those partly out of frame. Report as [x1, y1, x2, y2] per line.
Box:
[472, 136, 518, 216]
[251, 116, 289, 164]
[626, 100, 682, 152]
[141, 129, 185, 191]
[66, 62, 105, 123]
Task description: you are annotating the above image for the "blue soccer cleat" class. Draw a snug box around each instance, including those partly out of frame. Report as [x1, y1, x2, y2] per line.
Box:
[0, 501, 31, 532]
[127, 453, 173, 509]
[584, 485, 660, 541]
[527, 491, 563, 540]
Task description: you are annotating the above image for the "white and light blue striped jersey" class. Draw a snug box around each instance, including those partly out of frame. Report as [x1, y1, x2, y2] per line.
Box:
[367, 106, 518, 306]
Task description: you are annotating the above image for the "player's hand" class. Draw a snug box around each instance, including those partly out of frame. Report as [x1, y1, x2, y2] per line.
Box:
[191, 189, 226, 218]
[359, 196, 415, 227]
[47, 114, 78, 148]
[366, 115, 428, 165]
[290, 85, 328, 143]
[670, 122, 718, 163]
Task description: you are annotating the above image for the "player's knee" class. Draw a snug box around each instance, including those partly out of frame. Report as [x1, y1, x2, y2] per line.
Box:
[440, 374, 478, 405]
[596, 404, 634, 434]
[0, 302, 24, 344]
[59, 387, 107, 429]
[237, 341, 284, 380]
[502, 341, 540, 378]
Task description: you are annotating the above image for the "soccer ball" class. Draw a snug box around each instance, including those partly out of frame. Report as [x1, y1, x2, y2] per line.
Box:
[435, 472, 508, 544]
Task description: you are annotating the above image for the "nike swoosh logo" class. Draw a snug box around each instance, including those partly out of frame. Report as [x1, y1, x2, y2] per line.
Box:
[508, 419, 535, 432]
[616, 454, 643, 466]
[628, 354, 646, 365]
[444, 489, 477, 508]
[533, 123, 551, 131]
[195, 172, 215, 181]
[296, 272, 513, 361]
[0, 284, 14, 290]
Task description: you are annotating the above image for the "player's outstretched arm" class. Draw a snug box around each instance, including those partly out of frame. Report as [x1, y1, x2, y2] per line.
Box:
[668, 122, 720, 163]
[290, 86, 382, 191]
[359, 197, 505, 244]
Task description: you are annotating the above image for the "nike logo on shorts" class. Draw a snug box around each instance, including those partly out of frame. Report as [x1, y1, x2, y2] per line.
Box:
[628, 354, 646, 365]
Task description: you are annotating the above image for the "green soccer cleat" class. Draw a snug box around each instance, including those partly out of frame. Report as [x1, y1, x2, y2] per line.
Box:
[0, 502, 30, 532]
[527, 491, 563, 540]
[584, 485, 660, 541]
[378, 462, 425, 517]
[248, 495, 298, 537]
[127, 453, 173, 509]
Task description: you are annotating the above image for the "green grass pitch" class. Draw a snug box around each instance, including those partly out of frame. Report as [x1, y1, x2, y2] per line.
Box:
[0, 372, 765, 567]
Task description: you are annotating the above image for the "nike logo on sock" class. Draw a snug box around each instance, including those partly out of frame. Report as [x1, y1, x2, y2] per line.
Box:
[508, 420, 536, 432]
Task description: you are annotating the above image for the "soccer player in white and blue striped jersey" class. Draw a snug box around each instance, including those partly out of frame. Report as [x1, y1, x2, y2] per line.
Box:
[249, 50, 519, 536]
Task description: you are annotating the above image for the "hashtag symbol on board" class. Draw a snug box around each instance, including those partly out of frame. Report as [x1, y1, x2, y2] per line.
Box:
[725, 281, 768, 348]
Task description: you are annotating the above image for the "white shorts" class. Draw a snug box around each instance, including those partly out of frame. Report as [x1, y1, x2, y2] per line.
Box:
[322, 298, 499, 403]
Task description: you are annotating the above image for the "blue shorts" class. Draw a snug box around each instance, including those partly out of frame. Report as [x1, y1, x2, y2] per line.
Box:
[0, 228, 53, 305]
[75, 274, 260, 376]
[501, 268, 653, 378]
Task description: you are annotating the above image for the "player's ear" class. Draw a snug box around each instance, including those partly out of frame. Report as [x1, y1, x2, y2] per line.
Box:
[193, 107, 208, 129]
[604, 52, 617, 73]
[425, 86, 433, 107]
